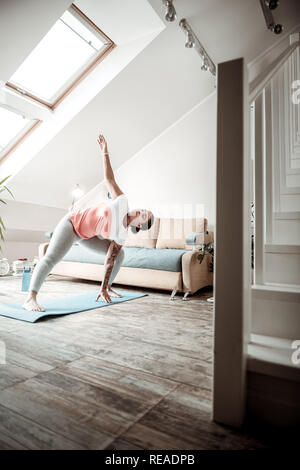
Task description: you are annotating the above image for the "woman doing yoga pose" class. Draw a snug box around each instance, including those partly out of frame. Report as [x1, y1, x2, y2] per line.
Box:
[23, 134, 154, 312]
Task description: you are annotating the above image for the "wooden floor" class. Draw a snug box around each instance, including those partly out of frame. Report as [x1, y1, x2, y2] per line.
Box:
[0, 275, 271, 450]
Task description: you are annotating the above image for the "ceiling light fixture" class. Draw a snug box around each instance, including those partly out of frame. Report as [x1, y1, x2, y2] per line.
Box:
[72, 184, 84, 200]
[179, 19, 216, 76]
[186, 30, 195, 49]
[259, 0, 283, 34]
[70, 183, 84, 210]
[265, 0, 279, 10]
[162, 0, 177, 22]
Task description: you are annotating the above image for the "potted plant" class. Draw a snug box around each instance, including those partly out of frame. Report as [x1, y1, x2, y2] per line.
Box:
[0, 176, 14, 252]
[197, 241, 214, 272]
[198, 201, 254, 299]
[197, 241, 214, 302]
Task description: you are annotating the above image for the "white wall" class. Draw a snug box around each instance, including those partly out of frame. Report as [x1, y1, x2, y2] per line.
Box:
[116, 91, 217, 225]
[1, 242, 41, 265]
[0, 200, 65, 262]
[75, 91, 217, 226]
[1, 200, 65, 232]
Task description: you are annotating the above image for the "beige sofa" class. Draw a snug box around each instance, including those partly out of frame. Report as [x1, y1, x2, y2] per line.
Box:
[39, 217, 213, 300]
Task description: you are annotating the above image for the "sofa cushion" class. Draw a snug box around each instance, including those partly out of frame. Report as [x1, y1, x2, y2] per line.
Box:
[124, 216, 160, 249]
[62, 245, 187, 272]
[185, 231, 214, 246]
[156, 218, 208, 250]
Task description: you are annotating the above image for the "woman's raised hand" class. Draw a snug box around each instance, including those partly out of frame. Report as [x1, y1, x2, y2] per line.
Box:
[97, 134, 108, 154]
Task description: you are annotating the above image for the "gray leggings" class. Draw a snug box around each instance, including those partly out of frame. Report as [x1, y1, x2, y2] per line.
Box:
[30, 212, 125, 293]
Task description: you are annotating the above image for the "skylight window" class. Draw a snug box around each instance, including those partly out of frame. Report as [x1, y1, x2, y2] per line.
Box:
[5, 3, 115, 109]
[0, 105, 40, 163]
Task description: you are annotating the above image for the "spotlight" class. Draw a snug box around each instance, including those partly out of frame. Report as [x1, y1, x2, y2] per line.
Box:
[179, 19, 195, 47]
[201, 58, 209, 71]
[260, 0, 283, 35]
[271, 23, 283, 34]
[162, 0, 177, 22]
[265, 0, 279, 9]
[185, 31, 195, 48]
[179, 18, 216, 76]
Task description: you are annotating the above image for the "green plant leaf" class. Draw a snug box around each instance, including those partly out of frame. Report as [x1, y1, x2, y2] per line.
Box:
[197, 253, 205, 264]
[0, 175, 11, 186]
[2, 185, 14, 199]
[197, 241, 214, 270]
[0, 199, 7, 204]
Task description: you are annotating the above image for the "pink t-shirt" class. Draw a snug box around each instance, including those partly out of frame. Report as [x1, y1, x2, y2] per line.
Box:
[70, 203, 112, 240]
[70, 194, 129, 244]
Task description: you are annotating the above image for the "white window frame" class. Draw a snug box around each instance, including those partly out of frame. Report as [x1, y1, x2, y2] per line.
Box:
[5, 3, 115, 110]
[0, 103, 41, 164]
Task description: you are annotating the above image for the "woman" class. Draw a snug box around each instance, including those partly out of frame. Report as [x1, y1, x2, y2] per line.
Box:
[23, 134, 154, 312]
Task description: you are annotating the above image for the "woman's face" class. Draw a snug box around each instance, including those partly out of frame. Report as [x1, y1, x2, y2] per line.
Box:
[133, 209, 151, 229]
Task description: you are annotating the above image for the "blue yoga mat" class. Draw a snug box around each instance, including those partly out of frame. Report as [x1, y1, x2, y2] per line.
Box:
[0, 290, 147, 323]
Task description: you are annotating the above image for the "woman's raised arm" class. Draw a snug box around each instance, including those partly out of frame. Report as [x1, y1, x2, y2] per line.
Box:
[97, 134, 123, 200]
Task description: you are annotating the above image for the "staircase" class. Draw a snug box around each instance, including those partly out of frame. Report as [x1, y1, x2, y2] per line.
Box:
[248, 33, 300, 427]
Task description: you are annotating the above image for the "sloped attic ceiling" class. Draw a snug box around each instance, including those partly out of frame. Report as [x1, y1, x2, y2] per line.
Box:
[0, 0, 165, 186]
[2, 0, 300, 209]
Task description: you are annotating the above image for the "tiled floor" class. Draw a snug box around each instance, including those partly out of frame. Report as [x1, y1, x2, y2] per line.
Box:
[0, 275, 273, 449]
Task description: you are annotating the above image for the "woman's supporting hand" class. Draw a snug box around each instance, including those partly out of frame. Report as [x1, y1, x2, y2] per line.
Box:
[97, 134, 108, 154]
[96, 286, 112, 303]
[107, 287, 123, 298]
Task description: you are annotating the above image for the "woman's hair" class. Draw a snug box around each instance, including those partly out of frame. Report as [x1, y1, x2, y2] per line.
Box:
[131, 211, 154, 234]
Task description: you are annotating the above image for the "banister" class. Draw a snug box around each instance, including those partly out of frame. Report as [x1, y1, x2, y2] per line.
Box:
[249, 41, 299, 103]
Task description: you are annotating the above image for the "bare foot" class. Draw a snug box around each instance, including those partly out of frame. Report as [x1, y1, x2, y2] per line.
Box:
[22, 298, 45, 312]
[107, 288, 123, 298]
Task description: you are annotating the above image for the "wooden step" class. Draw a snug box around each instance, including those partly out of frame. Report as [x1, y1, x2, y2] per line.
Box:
[274, 212, 300, 244]
[248, 333, 300, 382]
[251, 283, 300, 338]
[247, 334, 300, 428]
[264, 244, 300, 285]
